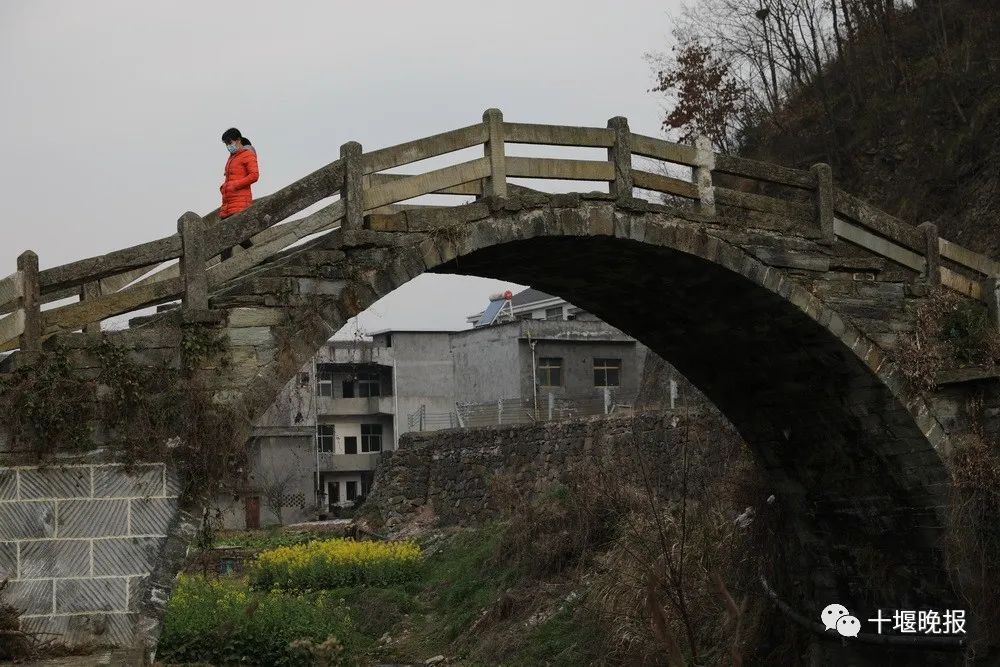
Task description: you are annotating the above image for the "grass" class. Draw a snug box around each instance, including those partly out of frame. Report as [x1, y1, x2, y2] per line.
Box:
[160, 528, 608, 666]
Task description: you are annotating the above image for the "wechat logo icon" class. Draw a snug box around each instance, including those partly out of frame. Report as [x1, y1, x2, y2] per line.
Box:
[822, 603, 860, 638]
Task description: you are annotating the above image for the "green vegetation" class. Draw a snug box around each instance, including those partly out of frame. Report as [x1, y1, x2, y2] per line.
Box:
[158, 528, 610, 666]
[250, 538, 421, 591]
[157, 575, 356, 666]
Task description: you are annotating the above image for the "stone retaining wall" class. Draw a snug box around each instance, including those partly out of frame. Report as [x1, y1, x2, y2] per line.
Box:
[367, 411, 738, 528]
[0, 462, 180, 649]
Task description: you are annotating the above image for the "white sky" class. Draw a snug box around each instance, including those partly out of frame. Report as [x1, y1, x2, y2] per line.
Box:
[0, 0, 683, 335]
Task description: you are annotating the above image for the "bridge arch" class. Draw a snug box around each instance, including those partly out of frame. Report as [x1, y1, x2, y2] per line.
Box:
[229, 198, 955, 614]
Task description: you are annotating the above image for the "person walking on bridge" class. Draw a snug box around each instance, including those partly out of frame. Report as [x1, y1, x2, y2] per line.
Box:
[219, 127, 259, 260]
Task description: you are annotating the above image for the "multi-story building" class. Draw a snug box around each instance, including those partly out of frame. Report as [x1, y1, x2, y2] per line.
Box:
[217, 288, 648, 529]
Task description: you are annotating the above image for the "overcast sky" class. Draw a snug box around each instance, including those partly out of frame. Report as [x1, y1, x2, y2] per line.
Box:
[0, 0, 683, 335]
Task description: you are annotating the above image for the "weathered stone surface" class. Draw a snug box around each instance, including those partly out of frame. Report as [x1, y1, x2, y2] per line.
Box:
[20, 466, 91, 499]
[5, 578, 54, 614]
[0, 540, 16, 579]
[93, 464, 163, 499]
[0, 468, 17, 499]
[20, 538, 90, 578]
[93, 537, 162, 576]
[0, 501, 55, 539]
[129, 497, 177, 536]
[58, 499, 128, 538]
[57, 577, 128, 613]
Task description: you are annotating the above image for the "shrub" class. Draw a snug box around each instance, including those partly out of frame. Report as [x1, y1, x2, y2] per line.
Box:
[250, 538, 421, 591]
[157, 574, 355, 666]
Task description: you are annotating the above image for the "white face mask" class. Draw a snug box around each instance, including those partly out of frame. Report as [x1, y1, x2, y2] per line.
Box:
[226, 143, 238, 154]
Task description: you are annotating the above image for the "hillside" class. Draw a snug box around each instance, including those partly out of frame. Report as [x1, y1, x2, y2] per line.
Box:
[739, 0, 1000, 257]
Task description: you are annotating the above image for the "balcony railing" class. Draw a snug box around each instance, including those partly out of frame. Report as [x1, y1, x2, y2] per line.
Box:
[316, 395, 394, 416]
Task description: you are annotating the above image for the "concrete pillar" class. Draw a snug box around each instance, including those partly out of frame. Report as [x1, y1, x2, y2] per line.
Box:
[16, 250, 40, 352]
[80, 281, 102, 334]
[340, 141, 364, 230]
[693, 135, 716, 216]
[177, 212, 208, 314]
[917, 222, 941, 286]
[812, 163, 835, 245]
[607, 116, 632, 201]
[482, 108, 507, 198]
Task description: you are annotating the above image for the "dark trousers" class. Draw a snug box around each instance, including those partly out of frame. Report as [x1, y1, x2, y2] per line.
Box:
[218, 213, 253, 260]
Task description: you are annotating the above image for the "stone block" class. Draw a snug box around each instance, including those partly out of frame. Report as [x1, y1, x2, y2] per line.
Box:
[58, 499, 128, 538]
[5, 578, 54, 615]
[297, 278, 346, 296]
[164, 467, 182, 498]
[0, 541, 16, 579]
[20, 539, 91, 578]
[19, 466, 91, 499]
[227, 307, 287, 328]
[129, 497, 178, 536]
[57, 577, 127, 613]
[227, 326, 273, 347]
[93, 536, 162, 576]
[0, 469, 16, 500]
[0, 501, 55, 539]
[93, 464, 164, 499]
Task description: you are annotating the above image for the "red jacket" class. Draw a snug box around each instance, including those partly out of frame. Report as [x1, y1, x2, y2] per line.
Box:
[220, 146, 259, 217]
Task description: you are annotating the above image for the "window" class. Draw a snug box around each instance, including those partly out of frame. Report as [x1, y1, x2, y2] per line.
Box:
[538, 357, 563, 387]
[342, 379, 355, 398]
[317, 364, 335, 397]
[344, 436, 357, 455]
[385, 334, 392, 348]
[357, 372, 381, 398]
[360, 424, 383, 453]
[545, 306, 563, 321]
[317, 425, 335, 453]
[346, 481, 358, 501]
[593, 358, 621, 387]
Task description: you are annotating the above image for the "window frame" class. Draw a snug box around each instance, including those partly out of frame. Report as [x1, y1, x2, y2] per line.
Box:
[317, 424, 335, 453]
[537, 357, 563, 387]
[544, 306, 563, 320]
[592, 358, 622, 387]
[316, 363, 335, 397]
[356, 371, 381, 398]
[360, 423, 383, 453]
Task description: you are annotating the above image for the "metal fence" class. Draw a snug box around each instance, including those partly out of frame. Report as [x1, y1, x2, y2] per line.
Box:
[406, 390, 633, 432]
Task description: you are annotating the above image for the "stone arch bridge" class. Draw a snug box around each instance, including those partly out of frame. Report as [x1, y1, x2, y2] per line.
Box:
[1, 110, 999, 662]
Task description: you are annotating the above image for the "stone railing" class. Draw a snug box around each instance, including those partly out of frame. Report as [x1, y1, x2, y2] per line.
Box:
[2, 109, 998, 353]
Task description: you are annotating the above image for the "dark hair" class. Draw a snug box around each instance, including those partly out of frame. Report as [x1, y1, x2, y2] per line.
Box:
[221, 127, 242, 143]
[240, 137, 252, 146]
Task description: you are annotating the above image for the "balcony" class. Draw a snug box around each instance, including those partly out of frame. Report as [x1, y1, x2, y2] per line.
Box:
[317, 396, 394, 416]
[319, 452, 382, 472]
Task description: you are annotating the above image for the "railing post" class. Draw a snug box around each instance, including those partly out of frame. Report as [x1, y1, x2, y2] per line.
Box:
[693, 134, 716, 216]
[482, 108, 507, 198]
[917, 222, 941, 287]
[341, 141, 364, 230]
[16, 251, 40, 353]
[80, 281, 102, 334]
[177, 211, 208, 315]
[811, 163, 835, 245]
[607, 116, 632, 201]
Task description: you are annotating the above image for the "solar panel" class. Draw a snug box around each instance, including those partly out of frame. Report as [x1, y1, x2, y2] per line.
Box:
[476, 299, 506, 327]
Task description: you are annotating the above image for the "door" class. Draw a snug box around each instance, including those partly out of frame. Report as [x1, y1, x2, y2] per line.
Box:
[244, 496, 261, 530]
